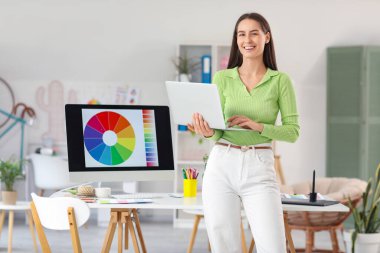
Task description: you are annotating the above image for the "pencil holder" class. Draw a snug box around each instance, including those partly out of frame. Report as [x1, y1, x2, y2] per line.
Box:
[183, 179, 197, 197]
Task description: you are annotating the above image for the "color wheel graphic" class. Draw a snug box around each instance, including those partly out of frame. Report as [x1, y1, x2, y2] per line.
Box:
[83, 111, 136, 165]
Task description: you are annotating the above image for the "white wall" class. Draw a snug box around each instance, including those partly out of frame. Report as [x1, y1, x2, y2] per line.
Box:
[1, 0, 380, 185]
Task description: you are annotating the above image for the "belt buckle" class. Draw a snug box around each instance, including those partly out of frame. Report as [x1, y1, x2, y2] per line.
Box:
[240, 145, 249, 152]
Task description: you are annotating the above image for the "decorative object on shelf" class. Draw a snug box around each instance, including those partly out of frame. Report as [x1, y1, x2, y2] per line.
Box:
[178, 125, 188, 131]
[201, 55, 212, 83]
[87, 98, 101, 104]
[219, 55, 229, 70]
[345, 163, 380, 253]
[172, 52, 200, 82]
[126, 87, 140, 105]
[36, 80, 77, 142]
[0, 77, 15, 129]
[0, 158, 23, 204]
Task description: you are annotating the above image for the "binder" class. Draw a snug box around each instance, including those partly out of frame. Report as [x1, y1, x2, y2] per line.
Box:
[201, 55, 211, 83]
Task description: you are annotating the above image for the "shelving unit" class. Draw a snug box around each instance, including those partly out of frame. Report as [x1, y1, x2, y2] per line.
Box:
[173, 43, 231, 228]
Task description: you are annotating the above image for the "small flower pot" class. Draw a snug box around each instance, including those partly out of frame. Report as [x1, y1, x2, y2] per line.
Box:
[2, 191, 17, 205]
[343, 230, 380, 253]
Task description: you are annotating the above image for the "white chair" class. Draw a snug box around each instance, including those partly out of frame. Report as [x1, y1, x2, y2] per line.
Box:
[29, 154, 73, 196]
[30, 192, 90, 253]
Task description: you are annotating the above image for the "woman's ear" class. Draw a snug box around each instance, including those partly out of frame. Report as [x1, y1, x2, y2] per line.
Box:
[265, 32, 271, 44]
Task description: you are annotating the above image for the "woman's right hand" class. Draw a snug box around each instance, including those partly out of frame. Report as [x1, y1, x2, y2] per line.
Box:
[187, 113, 215, 138]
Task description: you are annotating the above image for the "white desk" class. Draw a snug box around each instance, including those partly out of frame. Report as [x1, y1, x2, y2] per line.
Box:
[83, 194, 348, 253]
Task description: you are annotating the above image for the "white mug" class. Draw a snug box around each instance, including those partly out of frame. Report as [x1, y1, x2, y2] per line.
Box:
[95, 187, 111, 198]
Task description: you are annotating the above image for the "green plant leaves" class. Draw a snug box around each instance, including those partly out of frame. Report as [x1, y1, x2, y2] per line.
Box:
[0, 159, 22, 191]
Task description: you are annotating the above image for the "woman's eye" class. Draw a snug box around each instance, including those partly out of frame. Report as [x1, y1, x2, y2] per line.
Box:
[238, 33, 245, 37]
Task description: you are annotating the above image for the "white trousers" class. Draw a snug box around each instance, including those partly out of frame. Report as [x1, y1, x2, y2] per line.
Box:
[202, 144, 286, 253]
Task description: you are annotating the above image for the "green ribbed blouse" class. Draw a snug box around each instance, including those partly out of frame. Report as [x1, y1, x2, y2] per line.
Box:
[207, 67, 300, 145]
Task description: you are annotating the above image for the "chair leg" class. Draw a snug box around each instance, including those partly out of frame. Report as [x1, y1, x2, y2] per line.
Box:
[132, 209, 147, 253]
[67, 207, 82, 253]
[329, 229, 340, 253]
[241, 221, 248, 253]
[38, 189, 45, 197]
[283, 213, 296, 253]
[248, 237, 255, 253]
[30, 202, 52, 253]
[187, 214, 202, 253]
[26, 210, 39, 253]
[305, 229, 313, 253]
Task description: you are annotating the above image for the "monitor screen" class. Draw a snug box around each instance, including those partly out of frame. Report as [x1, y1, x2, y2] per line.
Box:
[65, 104, 174, 182]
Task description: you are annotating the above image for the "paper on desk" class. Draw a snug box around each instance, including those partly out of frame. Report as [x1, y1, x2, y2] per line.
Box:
[98, 198, 153, 204]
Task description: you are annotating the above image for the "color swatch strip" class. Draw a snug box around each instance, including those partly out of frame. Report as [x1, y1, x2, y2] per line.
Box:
[142, 110, 159, 167]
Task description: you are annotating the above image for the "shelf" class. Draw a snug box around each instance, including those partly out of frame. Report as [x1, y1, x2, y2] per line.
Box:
[177, 160, 205, 165]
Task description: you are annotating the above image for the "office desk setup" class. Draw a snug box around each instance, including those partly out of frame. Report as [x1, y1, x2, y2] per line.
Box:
[70, 193, 348, 253]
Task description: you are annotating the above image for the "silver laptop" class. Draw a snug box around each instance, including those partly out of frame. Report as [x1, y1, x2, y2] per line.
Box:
[165, 81, 248, 131]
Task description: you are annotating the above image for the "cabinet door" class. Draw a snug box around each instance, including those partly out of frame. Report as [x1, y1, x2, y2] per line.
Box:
[327, 47, 363, 178]
[366, 47, 380, 178]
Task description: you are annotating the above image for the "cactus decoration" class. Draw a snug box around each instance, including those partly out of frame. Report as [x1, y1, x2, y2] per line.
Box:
[36, 80, 77, 142]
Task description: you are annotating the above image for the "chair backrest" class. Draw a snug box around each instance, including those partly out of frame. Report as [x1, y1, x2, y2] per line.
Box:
[31, 193, 90, 230]
[30, 154, 72, 190]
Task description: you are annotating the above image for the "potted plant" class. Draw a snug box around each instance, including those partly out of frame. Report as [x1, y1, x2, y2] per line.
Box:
[0, 158, 23, 205]
[344, 163, 380, 253]
[172, 52, 200, 82]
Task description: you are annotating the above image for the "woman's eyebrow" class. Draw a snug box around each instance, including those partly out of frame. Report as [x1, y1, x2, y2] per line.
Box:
[237, 29, 259, 33]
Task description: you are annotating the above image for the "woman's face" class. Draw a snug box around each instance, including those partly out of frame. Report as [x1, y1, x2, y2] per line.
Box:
[236, 18, 270, 60]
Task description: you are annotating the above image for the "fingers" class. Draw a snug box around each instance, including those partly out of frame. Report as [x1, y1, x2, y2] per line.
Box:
[227, 115, 238, 122]
[192, 113, 213, 137]
[229, 117, 247, 127]
[187, 123, 194, 132]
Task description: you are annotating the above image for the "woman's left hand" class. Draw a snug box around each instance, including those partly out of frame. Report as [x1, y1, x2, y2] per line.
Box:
[227, 115, 264, 132]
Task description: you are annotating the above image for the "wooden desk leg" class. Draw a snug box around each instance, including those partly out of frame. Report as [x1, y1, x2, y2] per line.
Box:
[121, 211, 129, 250]
[241, 220, 248, 253]
[8, 211, 14, 253]
[127, 215, 140, 253]
[101, 211, 118, 253]
[187, 214, 201, 253]
[26, 210, 38, 253]
[132, 209, 147, 253]
[117, 212, 123, 253]
[0, 210, 5, 240]
[283, 212, 295, 253]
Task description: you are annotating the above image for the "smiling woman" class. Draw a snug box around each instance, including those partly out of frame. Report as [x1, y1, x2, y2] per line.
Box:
[188, 12, 299, 253]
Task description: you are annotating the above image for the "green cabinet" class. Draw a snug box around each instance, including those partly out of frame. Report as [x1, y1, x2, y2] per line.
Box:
[327, 46, 380, 180]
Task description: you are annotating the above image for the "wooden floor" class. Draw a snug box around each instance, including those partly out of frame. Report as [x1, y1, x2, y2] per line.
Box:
[0, 216, 346, 253]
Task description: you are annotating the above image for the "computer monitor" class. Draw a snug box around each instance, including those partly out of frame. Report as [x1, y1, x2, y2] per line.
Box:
[65, 104, 174, 182]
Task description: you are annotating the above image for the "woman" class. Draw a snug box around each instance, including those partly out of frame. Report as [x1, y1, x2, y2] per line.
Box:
[188, 13, 300, 253]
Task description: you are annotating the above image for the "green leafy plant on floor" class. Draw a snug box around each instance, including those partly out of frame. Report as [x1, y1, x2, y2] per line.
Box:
[0, 158, 23, 191]
[348, 163, 380, 253]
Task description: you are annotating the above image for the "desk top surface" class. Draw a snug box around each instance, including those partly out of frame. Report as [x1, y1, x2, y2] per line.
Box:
[86, 194, 349, 212]
[0, 201, 30, 210]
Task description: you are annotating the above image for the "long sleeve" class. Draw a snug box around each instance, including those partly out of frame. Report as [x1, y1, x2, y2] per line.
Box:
[260, 75, 300, 143]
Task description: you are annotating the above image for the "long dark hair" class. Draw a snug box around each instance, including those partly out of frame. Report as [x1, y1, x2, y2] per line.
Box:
[227, 13, 277, 70]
